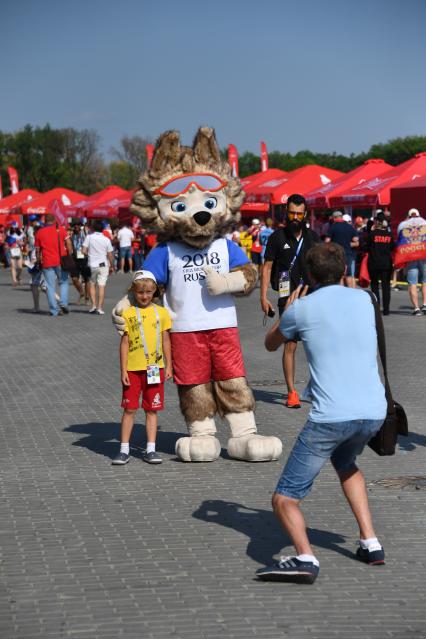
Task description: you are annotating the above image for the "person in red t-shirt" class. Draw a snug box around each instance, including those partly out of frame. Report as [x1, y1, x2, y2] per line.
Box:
[35, 214, 74, 316]
[144, 233, 157, 257]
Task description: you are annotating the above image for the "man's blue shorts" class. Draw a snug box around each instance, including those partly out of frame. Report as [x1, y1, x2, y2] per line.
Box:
[275, 418, 384, 500]
[119, 246, 132, 260]
[406, 260, 426, 285]
[346, 257, 356, 277]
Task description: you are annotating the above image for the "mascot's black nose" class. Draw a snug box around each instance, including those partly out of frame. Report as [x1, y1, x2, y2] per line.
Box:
[193, 211, 211, 226]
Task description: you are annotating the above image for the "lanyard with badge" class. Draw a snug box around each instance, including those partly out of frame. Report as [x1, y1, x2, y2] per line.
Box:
[74, 232, 85, 259]
[135, 306, 162, 384]
[279, 237, 304, 299]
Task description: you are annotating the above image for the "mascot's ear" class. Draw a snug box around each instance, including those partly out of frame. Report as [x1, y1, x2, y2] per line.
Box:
[193, 127, 222, 170]
[150, 130, 182, 179]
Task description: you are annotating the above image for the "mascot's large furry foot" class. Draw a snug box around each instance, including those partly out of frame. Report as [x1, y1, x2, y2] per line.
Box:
[226, 411, 282, 462]
[175, 436, 221, 462]
[227, 434, 282, 462]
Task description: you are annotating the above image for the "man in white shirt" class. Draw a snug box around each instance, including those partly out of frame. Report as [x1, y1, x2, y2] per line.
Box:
[117, 223, 134, 273]
[82, 219, 114, 315]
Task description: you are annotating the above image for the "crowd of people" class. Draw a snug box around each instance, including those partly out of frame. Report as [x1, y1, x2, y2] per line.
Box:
[0, 216, 157, 315]
[0, 205, 426, 322]
[228, 205, 426, 316]
[1, 204, 425, 323]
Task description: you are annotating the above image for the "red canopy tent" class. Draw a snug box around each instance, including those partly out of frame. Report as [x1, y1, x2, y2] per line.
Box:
[65, 185, 128, 217]
[246, 165, 344, 206]
[18, 188, 86, 226]
[240, 168, 288, 191]
[390, 175, 426, 237]
[0, 190, 41, 224]
[0, 212, 22, 227]
[306, 159, 391, 210]
[241, 169, 288, 216]
[85, 190, 133, 218]
[20, 188, 86, 216]
[330, 152, 426, 209]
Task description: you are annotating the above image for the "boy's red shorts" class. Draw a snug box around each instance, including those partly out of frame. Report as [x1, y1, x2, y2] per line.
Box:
[121, 369, 165, 410]
[170, 328, 246, 385]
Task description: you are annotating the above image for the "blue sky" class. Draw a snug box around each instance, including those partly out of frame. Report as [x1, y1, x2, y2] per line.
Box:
[1, 0, 426, 157]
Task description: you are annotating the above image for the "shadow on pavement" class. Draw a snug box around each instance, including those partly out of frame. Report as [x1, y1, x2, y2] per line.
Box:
[193, 499, 352, 566]
[65, 421, 184, 459]
[399, 431, 426, 451]
[16, 308, 51, 315]
[252, 388, 284, 405]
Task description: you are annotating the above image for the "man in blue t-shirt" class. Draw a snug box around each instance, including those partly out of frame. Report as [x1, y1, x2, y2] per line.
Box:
[326, 211, 359, 288]
[256, 243, 386, 584]
[259, 218, 274, 263]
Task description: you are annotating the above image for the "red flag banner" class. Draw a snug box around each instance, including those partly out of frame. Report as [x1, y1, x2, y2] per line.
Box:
[260, 141, 268, 172]
[7, 167, 19, 194]
[51, 199, 68, 226]
[228, 144, 239, 177]
[146, 144, 155, 168]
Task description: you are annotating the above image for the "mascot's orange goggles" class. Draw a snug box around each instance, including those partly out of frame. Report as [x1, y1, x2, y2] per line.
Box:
[155, 173, 228, 197]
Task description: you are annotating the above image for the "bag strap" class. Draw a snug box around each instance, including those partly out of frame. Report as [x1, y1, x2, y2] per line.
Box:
[365, 290, 395, 414]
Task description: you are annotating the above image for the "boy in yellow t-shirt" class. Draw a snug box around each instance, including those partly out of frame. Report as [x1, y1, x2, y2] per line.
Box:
[112, 271, 172, 466]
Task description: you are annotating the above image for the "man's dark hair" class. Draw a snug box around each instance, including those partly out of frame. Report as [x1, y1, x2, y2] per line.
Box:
[93, 220, 104, 233]
[286, 193, 307, 211]
[305, 243, 346, 285]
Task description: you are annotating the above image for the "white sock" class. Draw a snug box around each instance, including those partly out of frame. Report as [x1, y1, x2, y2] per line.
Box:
[297, 554, 319, 567]
[120, 443, 130, 455]
[359, 537, 382, 551]
[146, 442, 156, 453]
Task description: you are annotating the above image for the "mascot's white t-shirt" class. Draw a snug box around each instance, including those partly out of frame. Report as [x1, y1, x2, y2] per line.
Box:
[144, 238, 249, 332]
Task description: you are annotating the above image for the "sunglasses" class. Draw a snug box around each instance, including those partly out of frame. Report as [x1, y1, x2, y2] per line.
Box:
[155, 173, 227, 197]
[287, 211, 306, 219]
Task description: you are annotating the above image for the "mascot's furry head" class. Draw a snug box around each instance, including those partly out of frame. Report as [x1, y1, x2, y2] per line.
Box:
[130, 127, 245, 249]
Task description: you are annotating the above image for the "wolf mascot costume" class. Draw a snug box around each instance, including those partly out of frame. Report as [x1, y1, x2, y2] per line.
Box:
[112, 127, 282, 463]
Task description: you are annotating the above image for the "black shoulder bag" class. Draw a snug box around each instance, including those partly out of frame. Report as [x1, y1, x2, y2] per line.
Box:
[366, 290, 408, 455]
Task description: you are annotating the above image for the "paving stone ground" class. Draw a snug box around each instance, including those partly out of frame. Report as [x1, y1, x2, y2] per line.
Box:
[0, 268, 425, 639]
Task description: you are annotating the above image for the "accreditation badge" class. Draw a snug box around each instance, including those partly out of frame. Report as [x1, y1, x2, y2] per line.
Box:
[278, 271, 290, 298]
[146, 364, 161, 385]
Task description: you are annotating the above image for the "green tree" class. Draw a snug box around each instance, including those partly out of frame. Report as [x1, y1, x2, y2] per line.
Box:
[0, 124, 104, 196]
[110, 135, 152, 178]
[367, 136, 426, 165]
[106, 160, 139, 190]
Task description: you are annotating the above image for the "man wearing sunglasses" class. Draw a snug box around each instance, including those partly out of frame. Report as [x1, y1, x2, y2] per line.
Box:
[260, 194, 320, 408]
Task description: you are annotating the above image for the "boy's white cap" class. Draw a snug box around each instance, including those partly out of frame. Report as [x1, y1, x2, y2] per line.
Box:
[132, 270, 157, 284]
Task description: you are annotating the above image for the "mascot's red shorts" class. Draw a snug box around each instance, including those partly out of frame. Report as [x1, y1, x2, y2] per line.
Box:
[171, 328, 246, 385]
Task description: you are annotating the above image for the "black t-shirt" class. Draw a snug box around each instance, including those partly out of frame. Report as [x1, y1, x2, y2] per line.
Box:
[367, 229, 394, 270]
[264, 226, 320, 295]
[327, 221, 358, 261]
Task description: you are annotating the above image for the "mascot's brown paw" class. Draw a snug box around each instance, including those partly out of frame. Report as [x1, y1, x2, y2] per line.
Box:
[175, 436, 221, 462]
[227, 435, 282, 462]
